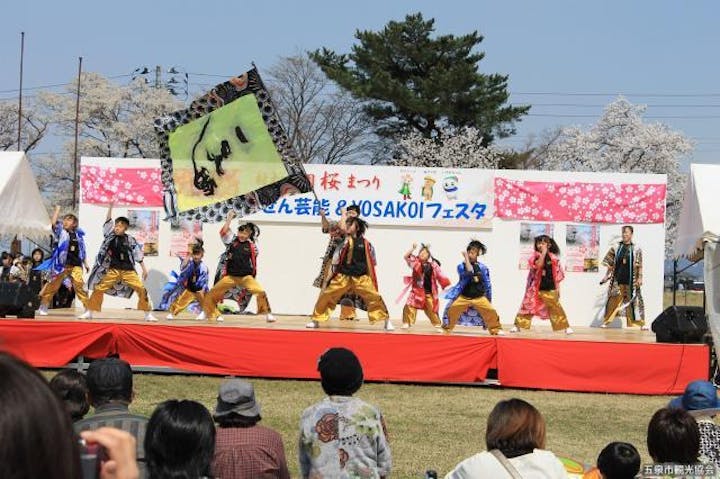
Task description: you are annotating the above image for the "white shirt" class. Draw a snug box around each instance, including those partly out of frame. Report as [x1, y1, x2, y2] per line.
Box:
[445, 449, 568, 479]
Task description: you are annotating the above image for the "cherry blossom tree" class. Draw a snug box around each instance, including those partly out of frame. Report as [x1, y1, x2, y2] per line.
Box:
[34, 73, 182, 208]
[0, 101, 48, 152]
[534, 97, 693, 255]
[390, 126, 506, 168]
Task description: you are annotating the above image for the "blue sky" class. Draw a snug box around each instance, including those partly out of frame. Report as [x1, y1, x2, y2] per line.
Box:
[2, 0, 719, 166]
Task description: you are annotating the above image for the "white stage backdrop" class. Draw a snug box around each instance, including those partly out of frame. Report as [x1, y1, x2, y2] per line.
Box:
[79, 158, 666, 328]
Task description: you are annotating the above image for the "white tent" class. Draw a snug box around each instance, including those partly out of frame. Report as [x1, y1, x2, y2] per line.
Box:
[0, 151, 51, 239]
[674, 163, 720, 345]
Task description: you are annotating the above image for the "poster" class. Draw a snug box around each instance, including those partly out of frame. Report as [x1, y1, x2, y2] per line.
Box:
[127, 210, 159, 256]
[170, 220, 203, 258]
[519, 222, 554, 269]
[255, 164, 495, 228]
[565, 224, 600, 272]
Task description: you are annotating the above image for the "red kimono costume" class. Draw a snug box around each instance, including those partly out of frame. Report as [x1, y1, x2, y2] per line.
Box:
[399, 255, 451, 327]
[514, 251, 570, 331]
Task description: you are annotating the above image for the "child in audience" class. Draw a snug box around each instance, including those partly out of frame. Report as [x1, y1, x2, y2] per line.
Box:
[583, 442, 640, 479]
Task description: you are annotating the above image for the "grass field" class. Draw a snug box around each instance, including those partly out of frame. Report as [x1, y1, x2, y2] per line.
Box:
[71, 373, 672, 478]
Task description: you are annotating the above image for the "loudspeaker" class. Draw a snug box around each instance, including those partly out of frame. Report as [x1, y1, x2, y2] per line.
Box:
[0, 282, 40, 319]
[652, 306, 707, 344]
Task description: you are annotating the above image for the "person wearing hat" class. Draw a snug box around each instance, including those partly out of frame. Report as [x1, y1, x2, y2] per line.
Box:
[299, 347, 392, 478]
[669, 380, 720, 467]
[212, 379, 289, 479]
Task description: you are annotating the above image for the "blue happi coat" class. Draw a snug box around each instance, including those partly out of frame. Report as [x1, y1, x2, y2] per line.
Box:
[35, 221, 87, 279]
[442, 261, 493, 327]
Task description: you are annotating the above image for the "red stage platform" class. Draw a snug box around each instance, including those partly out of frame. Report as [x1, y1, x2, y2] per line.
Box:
[0, 311, 709, 395]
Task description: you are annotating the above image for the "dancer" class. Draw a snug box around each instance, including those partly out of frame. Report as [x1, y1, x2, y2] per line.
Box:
[313, 205, 365, 321]
[600, 225, 648, 330]
[511, 235, 573, 334]
[36, 206, 90, 316]
[202, 211, 274, 323]
[83, 202, 156, 321]
[307, 216, 392, 330]
[165, 240, 209, 320]
[442, 240, 503, 335]
[399, 243, 450, 329]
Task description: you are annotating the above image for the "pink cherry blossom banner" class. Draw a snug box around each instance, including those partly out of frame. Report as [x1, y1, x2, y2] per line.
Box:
[494, 178, 666, 224]
[81, 165, 163, 206]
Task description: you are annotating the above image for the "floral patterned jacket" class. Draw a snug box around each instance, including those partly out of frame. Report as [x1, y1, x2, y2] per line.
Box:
[299, 396, 392, 479]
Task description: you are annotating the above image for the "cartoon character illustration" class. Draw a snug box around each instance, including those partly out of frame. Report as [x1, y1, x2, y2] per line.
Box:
[443, 175, 459, 200]
[398, 174, 413, 200]
[421, 176, 435, 201]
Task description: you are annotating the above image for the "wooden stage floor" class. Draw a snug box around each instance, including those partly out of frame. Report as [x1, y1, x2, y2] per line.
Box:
[35, 308, 660, 344]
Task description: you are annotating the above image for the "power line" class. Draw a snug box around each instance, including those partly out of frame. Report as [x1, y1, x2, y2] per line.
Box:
[531, 103, 720, 108]
[0, 73, 132, 95]
[527, 113, 720, 119]
[512, 91, 720, 98]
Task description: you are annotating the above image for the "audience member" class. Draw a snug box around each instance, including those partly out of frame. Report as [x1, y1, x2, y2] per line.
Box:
[669, 379, 720, 466]
[587, 442, 640, 479]
[50, 368, 90, 422]
[0, 251, 12, 281]
[647, 407, 700, 465]
[145, 399, 216, 479]
[0, 351, 82, 479]
[75, 357, 148, 477]
[445, 398, 567, 478]
[299, 347, 392, 479]
[212, 379, 290, 479]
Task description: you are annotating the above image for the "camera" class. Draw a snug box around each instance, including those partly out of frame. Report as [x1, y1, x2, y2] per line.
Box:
[79, 438, 107, 479]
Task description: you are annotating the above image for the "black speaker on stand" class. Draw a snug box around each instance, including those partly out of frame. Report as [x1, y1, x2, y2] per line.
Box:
[651, 306, 708, 344]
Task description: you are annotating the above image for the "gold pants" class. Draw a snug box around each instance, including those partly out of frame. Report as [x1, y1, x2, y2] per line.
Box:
[515, 290, 569, 331]
[603, 284, 644, 327]
[169, 290, 206, 316]
[403, 295, 441, 326]
[203, 275, 270, 320]
[444, 295, 501, 334]
[339, 303, 356, 320]
[40, 266, 89, 308]
[312, 274, 388, 323]
[87, 269, 150, 312]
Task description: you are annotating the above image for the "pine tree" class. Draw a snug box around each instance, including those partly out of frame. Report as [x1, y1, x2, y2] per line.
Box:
[311, 12, 529, 145]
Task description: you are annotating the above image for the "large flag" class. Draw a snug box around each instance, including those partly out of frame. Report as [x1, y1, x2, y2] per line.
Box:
[154, 68, 312, 222]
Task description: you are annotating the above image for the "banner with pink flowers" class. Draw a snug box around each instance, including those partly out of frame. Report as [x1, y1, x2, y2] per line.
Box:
[494, 178, 666, 224]
[80, 165, 163, 206]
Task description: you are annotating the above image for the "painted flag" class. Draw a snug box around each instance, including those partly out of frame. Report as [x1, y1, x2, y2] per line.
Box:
[154, 68, 312, 222]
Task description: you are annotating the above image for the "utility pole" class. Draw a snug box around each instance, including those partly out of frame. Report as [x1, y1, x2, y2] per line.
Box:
[72, 57, 83, 210]
[17, 32, 25, 150]
[155, 65, 161, 89]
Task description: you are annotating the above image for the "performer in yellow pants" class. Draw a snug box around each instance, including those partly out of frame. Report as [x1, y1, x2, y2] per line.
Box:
[87, 269, 151, 312]
[445, 295, 502, 334]
[308, 217, 392, 331]
[203, 275, 270, 321]
[169, 290, 206, 316]
[511, 235, 573, 334]
[441, 241, 503, 335]
[514, 290, 569, 331]
[36, 206, 91, 315]
[83, 202, 156, 321]
[312, 273, 388, 323]
[41, 266, 89, 309]
[403, 295, 441, 327]
[203, 213, 274, 323]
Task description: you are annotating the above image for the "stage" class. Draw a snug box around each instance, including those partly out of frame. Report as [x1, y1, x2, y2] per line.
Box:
[0, 309, 709, 395]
